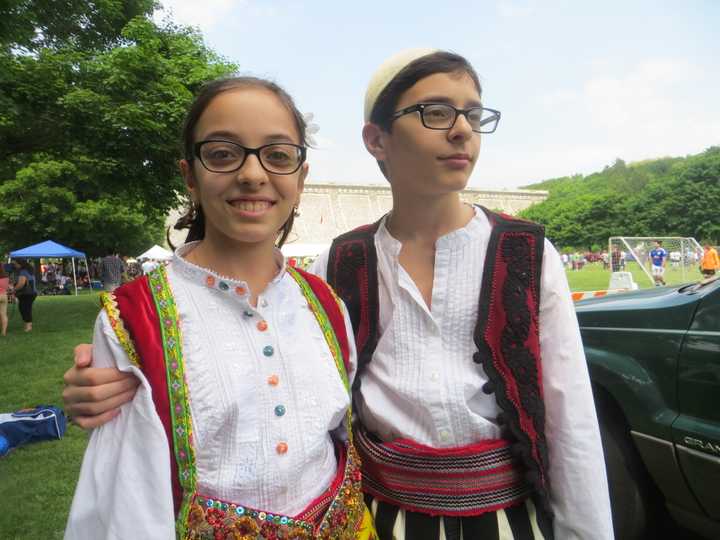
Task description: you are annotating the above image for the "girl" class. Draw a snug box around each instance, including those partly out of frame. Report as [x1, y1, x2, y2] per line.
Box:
[12, 259, 37, 332]
[65, 77, 374, 540]
[0, 266, 9, 336]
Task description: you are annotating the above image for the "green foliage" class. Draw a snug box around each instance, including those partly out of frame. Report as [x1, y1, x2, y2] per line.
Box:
[521, 147, 720, 249]
[0, 4, 237, 256]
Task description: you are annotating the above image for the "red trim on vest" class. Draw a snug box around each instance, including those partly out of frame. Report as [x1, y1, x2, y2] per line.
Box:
[112, 277, 183, 514]
[292, 267, 350, 373]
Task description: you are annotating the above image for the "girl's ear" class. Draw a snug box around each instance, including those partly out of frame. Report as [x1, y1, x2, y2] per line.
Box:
[362, 123, 387, 162]
[179, 159, 198, 203]
[295, 162, 308, 207]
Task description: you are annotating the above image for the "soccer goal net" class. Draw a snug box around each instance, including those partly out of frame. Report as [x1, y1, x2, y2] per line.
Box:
[608, 237, 704, 287]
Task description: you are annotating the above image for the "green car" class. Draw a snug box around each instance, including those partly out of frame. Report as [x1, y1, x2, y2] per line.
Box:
[576, 279, 720, 540]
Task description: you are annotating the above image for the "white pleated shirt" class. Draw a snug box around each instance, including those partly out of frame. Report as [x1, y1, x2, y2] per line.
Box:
[65, 245, 356, 540]
[311, 207, 614, 540]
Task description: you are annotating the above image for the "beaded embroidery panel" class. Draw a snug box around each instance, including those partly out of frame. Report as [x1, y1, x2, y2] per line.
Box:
[146, 266, 198, 537]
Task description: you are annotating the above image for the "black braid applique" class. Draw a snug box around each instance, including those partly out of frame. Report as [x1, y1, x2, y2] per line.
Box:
[473, 208, 552, 528]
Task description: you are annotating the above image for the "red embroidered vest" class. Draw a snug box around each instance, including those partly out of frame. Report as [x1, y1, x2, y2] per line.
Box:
[104, 267, 355, 525]
[326, 206, 553, 523]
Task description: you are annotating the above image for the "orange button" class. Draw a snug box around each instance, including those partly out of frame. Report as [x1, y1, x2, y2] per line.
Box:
[235, 286, 246, 295]
[268, 374, 279, 386]
[257, 320, 268, 332]
[205, 275, 215, 287]
[276, 442, 288, 455]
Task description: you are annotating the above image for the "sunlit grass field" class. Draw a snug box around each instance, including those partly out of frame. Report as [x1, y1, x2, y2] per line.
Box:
[565, 261, 704, 291]
[0, 263, 707, 538]
[0, 294, 97, 540]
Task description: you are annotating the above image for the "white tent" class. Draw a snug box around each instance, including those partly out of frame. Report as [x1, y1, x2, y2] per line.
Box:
[137, 245, 173, 261]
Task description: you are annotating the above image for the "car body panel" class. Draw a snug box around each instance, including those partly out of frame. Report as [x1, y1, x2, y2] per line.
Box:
[576, 278, 720, 536]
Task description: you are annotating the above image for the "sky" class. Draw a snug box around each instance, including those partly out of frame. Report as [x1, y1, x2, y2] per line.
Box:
[154, 0, 720, 190]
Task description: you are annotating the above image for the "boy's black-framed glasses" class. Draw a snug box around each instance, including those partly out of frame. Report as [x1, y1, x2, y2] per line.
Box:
[192, 140, 307, 175]
[391, 103, 501, 134]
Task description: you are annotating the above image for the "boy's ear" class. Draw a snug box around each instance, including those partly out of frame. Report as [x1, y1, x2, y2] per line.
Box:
[362, 123, 388, 162]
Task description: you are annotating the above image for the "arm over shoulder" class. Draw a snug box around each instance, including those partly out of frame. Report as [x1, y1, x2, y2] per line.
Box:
[64, 312, 176, 540]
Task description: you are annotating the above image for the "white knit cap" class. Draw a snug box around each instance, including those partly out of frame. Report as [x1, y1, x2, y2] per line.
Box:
[363, 48, 439, 123]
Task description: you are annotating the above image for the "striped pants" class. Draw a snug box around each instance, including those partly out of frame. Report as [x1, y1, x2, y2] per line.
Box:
[366, 496, 549, 540]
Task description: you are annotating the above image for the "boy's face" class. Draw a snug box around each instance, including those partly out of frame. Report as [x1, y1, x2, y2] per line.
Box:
[372, 71, 482, 198]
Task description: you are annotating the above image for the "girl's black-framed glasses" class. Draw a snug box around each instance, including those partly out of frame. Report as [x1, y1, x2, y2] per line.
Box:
[192, 140, 307, 175]
[391, 103, 501, 134]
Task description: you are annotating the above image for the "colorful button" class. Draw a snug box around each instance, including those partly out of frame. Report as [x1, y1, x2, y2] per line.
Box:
[274, 405, 286, 417]
[257, 320, 268, 332]
[236, 286, 247, 295]
[243, 310, 253, 317]
[205, 275, 215, 287]
[276, 442, 288, 454]
[268, 374, 279, 386]
[218, 281, 229, 291]
[263, 345, 274, 357]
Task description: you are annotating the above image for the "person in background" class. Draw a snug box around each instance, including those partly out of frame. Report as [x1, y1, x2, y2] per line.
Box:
[700, 243, 720, 277]
[12, 259, 37, 332]
[140, 258, 159, 275]
[649, 240, 668, 286]
[0, 266, 9, 336]
[99, 253, 125, 292]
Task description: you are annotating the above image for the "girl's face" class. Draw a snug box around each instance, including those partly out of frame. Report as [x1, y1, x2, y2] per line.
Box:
[181, 88, 307, 248]
[371, 71, 481, 197]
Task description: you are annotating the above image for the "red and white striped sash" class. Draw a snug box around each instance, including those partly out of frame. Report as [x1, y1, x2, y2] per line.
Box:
[355, 428, 531, 517]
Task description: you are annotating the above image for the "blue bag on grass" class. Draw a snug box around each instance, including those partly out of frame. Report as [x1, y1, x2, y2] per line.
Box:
[0, 405, 67, 457]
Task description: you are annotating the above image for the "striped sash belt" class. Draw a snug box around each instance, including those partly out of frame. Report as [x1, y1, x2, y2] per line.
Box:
[355, 428, 531, 517]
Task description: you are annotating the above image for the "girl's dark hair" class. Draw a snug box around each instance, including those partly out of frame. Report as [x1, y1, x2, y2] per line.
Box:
[169, 76, 308, 249]
[369, 51, 482, 132]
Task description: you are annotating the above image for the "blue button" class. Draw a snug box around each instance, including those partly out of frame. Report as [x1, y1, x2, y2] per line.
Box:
[243, 310, 253, 317]
[274, 405, 286, 417]
[218, 281, 229, 291]
[263, 345, 274, 357]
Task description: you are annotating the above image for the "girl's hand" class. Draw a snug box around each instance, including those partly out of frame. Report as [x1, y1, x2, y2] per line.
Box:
[62, 344, 140, 429]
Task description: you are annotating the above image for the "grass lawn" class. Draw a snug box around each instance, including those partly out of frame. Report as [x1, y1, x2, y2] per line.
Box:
[0, 293, 98, 540]
[0, 263, 707, 539]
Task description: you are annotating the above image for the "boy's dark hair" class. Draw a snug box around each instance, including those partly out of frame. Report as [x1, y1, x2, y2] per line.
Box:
[170, 77, 308, 249]
[369, 51, 482, 132]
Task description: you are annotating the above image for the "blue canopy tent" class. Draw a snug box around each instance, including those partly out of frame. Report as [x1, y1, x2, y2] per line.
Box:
[8, 240, 90, 296]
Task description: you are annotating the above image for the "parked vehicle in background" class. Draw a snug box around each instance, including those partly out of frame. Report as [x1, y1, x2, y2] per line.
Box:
[576, 278, 720, 540]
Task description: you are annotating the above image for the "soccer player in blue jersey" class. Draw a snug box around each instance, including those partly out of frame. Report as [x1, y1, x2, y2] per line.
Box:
[650, 240, 668, 286]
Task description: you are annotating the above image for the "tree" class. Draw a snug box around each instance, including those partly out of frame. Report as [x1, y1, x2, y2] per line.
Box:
[0, 5, 237, 256]
[520, 148, 720, 248]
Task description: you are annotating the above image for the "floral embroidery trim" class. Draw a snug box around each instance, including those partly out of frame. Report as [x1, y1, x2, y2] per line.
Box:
[186, 443, 366, 539]
[287, 267, 350, 395]
[100, 292, 141, 368]
[146, 266, 197, 538]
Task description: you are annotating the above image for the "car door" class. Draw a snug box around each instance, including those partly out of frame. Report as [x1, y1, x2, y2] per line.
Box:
[674, 284, 720, 520]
